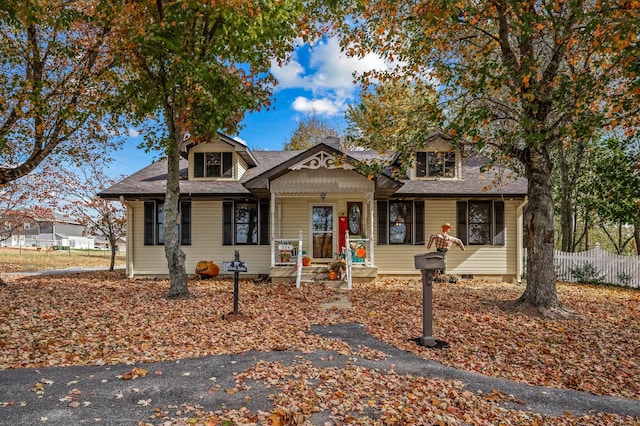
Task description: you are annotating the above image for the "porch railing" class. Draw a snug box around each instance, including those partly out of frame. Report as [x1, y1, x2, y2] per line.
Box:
[272, 231, 304, 288]
[271, 230, 373, 290]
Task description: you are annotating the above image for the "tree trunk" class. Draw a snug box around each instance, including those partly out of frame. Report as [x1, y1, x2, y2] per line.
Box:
[513, 146, 575, 318]
[634, 221, 640, 256]
[108, 236, 117, 272]
[164, 138, 189, 298]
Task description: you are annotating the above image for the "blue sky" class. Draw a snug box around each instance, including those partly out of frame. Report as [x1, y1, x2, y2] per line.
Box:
[107, 38, 389, 177]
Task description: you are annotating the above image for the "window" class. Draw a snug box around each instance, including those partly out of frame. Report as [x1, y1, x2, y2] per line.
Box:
[223, 199, 269, 245]
[194, 152, 233, 178]
[456, 200, 504, 246]
[144, 201, 191, 245]
[377, 200, 425, 245]
[416, 151, 456, 178]
[23, 223, 30, 230]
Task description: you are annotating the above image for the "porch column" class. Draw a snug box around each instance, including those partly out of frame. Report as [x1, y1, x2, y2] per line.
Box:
[369, 193, 375, 266]
[270, 192, 276, 267]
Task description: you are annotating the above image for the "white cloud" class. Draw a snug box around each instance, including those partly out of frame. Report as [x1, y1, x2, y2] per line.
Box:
[128, 128, 140, 137]
[291, 97, 341, 115]
[271, 37, 392, 117]
[232, 136, 248, 146]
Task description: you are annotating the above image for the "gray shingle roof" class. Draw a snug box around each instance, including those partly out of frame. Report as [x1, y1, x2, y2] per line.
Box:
[100, 148, 527, 199]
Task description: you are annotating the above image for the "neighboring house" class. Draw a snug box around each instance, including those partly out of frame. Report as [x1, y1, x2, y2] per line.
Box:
[92, 235, 127, 252]
[100, 133, 528, 282]
[1, 213, 94, 250]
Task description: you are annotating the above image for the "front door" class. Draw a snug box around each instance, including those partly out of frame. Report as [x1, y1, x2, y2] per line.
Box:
[311, 205, 333, 260]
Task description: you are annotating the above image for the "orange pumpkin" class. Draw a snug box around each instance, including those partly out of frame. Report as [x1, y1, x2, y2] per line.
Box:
[355, 247, 366, 258]
[195, 261, 219, 277]
[302, 256, 311, 266]
[328, 270, 338, 280]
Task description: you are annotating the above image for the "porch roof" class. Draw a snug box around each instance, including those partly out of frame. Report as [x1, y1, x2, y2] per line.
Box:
[243, 142, 402, 198]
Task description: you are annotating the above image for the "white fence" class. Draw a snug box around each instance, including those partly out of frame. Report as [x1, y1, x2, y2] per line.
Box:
[524, 243, 640, 288]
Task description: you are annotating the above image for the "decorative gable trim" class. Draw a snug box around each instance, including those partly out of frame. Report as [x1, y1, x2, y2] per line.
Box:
[289, 151, 354, 171]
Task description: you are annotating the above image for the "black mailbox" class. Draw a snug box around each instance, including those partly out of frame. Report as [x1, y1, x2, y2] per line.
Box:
[412, 251, 449, 349]
[414, 252, 445, 270]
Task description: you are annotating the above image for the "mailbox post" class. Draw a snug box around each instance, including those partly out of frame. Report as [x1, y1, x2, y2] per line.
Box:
[413, 252, 448, 348]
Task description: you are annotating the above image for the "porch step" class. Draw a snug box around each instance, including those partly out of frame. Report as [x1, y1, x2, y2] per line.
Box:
[269, 264, 378, 285]
[300, 279, 348, 288]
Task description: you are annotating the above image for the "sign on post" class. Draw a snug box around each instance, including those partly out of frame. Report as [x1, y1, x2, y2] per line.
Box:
[223, 260, 248, 272]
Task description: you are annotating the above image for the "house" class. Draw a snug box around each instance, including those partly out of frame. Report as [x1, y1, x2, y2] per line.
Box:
[1, 212, 94, 250]
[99, 133, 528, 283]
[92, 235, 127, 252]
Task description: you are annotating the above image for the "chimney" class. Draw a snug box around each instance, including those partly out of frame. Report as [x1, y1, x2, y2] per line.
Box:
[323, 136, 341, 150]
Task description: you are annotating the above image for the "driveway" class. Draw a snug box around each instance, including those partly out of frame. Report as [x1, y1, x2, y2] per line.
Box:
[1, 323, 638, 425]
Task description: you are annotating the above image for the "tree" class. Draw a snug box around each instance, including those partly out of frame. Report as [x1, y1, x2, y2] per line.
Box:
[284, 111, 342, 150]
[582, 136, 640, 255]
[345, 80, 441, 174]
[554, 137, 589, 252]
[0, 1, 123, 185]
[332, 0, 639, 317]
[0, 167, 57, 243]
[118, 0, 310, 297]
[58, 164, 126, 271]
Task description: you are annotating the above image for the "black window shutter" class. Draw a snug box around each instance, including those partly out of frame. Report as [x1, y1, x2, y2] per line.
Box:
[144, 202, 155, 245]
[180, 201, 191, 245]
[259, 199, 270, 245]
[414, 200, 425, 245]
[194, 153, 204, 178]
[223, 201, 233, 245]
[456, 201, 468, 245]
[222, 152, 233, 177]
[494, 201, 505, 246]
[377, 200, 388, 245]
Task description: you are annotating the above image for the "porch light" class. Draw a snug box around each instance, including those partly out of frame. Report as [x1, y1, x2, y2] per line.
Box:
[320, 192, 327, 201]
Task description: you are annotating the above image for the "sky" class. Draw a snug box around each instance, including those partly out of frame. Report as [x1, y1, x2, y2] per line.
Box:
[107, 37, 390, 177]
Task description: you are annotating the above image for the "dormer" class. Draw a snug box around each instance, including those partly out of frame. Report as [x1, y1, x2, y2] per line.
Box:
[183, 133, 258, 181]
[409, 133, 461, 180]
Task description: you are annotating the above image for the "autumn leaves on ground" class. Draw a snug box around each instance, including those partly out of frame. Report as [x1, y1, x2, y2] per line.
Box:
[1, 271, 639, 425]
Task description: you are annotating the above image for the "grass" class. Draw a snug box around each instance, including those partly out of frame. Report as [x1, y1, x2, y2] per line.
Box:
[0, 247, 125, 272]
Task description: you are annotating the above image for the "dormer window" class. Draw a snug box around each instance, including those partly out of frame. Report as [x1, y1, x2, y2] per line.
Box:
[416, 151, 456, 178]
[194, 152, 233, 178]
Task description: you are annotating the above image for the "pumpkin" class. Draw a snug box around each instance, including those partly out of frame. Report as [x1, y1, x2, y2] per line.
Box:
[328, 270, 338, 280]
[195, 261, 219, 277]
[302, 256, 311, 266]
[355, 246, 366, 258]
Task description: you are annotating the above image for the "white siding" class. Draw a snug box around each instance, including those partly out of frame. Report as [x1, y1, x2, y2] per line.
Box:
[375, 199, 521, 279]
[128, 200, 271, 277]
[128, 197, 522, 280]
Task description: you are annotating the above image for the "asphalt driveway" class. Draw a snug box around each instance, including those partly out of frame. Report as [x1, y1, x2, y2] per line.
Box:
[1, 323, 639, 425]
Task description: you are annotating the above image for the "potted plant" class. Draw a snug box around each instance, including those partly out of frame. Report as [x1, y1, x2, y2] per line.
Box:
[279, 250, 291, 263]
[328, 259, 346, 280]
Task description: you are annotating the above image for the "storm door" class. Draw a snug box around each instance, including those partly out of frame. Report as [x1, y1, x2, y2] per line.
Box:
[311, 205, 334, 260]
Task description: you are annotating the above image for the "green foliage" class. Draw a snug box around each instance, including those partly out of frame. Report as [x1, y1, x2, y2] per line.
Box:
[0, 0, 124, 184]
[345, 80, 442, 174]
[569, 263, 604, 285]
[617, 272, 632, 287]
[120, 0, 307, 144]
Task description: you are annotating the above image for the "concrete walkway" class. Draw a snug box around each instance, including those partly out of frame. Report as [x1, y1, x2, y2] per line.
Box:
[1, 322, 638, 425]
